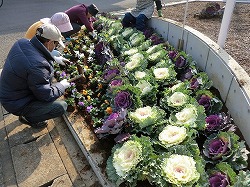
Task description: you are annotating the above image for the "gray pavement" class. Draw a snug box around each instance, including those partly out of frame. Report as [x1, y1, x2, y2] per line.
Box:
[0, 0, 188, 186]
[0, 0, 104, 186]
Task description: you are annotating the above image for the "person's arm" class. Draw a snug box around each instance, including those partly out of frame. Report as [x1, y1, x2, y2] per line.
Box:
[28, 66, 65, 102]
[78, 11, 94, 32]
[154, 0, 163, 17]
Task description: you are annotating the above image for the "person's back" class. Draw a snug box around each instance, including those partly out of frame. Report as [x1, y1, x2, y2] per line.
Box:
[0, 37, 55, 114]
[63, 4, 99, 38]
[0, 23, 69, 129]
[122, 0, 162, 31]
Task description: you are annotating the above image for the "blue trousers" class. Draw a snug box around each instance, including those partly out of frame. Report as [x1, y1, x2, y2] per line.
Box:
[122, 13, 148, 31]
[18, 100, 67, 123]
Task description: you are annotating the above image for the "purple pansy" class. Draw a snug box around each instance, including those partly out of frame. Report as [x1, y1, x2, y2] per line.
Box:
[60, 71, 67, 78]
[78, 101, 84, 107]
[86, 105, 93, 113]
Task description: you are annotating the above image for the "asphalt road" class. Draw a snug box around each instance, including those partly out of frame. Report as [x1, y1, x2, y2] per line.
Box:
[0, 0, 184, 68]
[0, 0, 138, 68]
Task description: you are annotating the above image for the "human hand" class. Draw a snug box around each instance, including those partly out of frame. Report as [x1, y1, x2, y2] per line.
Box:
[54, 56, 70, 66]
[89, 30, 97, 39]
[51, 49, 61, 57]
[158, 9, 163, 17]
[60, 79, 70, 89]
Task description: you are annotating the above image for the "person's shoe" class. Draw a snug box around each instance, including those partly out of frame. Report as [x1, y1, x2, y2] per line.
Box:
[19, 116, 47, 129]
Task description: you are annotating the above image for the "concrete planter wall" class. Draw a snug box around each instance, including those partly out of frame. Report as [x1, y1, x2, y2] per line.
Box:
[149, 17, 250, 145]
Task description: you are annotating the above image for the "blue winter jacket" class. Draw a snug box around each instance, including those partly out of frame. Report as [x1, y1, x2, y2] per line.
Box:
[0, 36, 66, 115]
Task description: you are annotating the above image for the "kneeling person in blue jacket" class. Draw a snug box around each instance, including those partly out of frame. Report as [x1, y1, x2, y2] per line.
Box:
[0, 23, 70, 128]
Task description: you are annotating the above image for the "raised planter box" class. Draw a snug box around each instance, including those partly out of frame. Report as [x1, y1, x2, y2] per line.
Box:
[63, 17, 250, 186]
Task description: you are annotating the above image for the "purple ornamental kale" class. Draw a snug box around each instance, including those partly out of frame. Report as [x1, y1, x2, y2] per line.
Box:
[109, 79, 123, 92]
[206, 113, 235, 133]
[180, 68, 194, 81]
[114, 91, 132, 109]
[175, 55, 187, 69]
[103, 69, 120, 82]
[209, 172, 229, 187]
[206, 114, 222, 132]
[110, 79, 123, 87]
[149, 34, 164, 45]
[94, 109, 127, 136]
[168, 50, 178, 60]
[114, 133, 131, 143]
[190, 78, 200, 90]
[143, 28, 154, 39]
[198, 95, 212, 112]
[206, 138, 230, 160]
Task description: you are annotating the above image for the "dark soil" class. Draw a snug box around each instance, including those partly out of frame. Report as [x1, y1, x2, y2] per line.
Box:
[156, 1, 250, 75]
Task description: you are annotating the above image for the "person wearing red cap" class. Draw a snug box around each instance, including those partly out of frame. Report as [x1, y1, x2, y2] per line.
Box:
[63, 3, 99, 38]
[0, 23, 70, 128]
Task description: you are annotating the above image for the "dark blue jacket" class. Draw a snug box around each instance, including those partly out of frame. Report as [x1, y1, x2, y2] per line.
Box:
[0, 36, 65, 115]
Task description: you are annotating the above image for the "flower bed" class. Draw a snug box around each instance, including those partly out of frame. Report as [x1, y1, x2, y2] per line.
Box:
[55, 13, 250, 187]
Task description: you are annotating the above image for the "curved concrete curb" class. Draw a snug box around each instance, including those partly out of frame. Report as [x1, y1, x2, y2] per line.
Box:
[149, 17, 250, 144]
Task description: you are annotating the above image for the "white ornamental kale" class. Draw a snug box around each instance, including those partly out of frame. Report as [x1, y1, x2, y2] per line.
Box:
[113, 140, 142, 177]
[161, 154, 200, 185]
[153, 68, 170, 80]
[174, 104, 198, 127]
[123, 48, 138, 56]
[158, 125, 187, 147]
[121, 27, 135, 38]
[167, 92, 188, 107]
[146, 44, 164, 55]
[125, 53, 144, 71]
[134, 71, 146, 80]
[129, 106, 166, 129]
[129, 32, 145, 47]
[136, 80, 152, 96]
[148, 49, 167, 62]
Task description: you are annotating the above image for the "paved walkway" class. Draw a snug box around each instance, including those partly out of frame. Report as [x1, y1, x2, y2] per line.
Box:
[0, 103, 101, 187]
[0, 0, 102, 186]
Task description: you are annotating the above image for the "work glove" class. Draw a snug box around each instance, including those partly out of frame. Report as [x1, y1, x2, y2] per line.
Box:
[53, 56, 70, 66]
[89, 30, 97, 39]
[158, 9, 163, 17]
[51, 49, 61, 57]
[60, 79, 70, 89]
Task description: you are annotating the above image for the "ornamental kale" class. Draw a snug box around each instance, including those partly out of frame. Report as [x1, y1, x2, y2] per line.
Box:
[208, 162, 236, 187]
[205, 112, 235, 133]
[203, 131, 249, 170]
[114, 91, 132, 109]
[106, 135, 154, 187]
[129, 106, 166, 134]
[169, 103, 207, 130]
